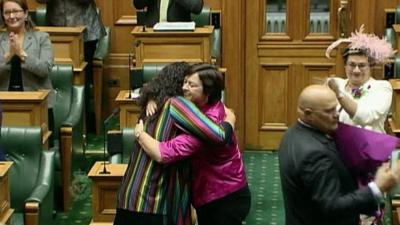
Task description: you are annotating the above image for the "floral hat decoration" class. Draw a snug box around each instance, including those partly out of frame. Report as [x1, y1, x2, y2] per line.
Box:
[325, 24, 396, 64]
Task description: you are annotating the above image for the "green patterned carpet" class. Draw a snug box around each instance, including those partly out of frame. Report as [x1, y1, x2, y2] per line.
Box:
[53, 135, 285, 225]
[243, 151, 284, 225]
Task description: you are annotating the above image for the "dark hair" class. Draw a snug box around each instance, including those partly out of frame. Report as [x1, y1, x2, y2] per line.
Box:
[188, 63, 224, 105]
[0, 0, 35, 30]
[342, 48, 375, 66]
[138, 61, 191, 120]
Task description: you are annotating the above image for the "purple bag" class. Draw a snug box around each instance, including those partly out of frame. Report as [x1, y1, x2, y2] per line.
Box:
[333, 122, 400, 175]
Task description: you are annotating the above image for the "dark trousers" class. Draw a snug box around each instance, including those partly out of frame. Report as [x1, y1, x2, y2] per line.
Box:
[48, 108, 54, 148]
[113, 209, 165, 225]
[196, 185, 251, 225]
[84, 40, 98, 133]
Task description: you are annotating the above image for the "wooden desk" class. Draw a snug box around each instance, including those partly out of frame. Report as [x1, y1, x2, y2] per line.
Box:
[88, 162, 127, 225]
[36, 26, 87, 85]
[390, 79, 400, 135]
[115, 90, 141, 129]
[131, 26, 213, 67]
[0, 162, 14, 225]
[0, 91, 51, 146]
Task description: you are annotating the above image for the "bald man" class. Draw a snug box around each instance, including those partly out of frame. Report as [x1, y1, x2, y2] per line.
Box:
[278, 85, 400, 225]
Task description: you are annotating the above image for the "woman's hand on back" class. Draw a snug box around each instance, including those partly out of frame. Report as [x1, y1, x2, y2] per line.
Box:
[224, 105, 236, 130]
[146, 100, 158, 117]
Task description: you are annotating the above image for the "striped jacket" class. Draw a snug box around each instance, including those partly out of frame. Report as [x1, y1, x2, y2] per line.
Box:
[116, 96, 228, 224]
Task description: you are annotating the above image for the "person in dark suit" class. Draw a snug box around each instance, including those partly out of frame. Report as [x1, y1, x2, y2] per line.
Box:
[278, 84, 400, 225]
[133, 0, 203, 27]
[37, 0, 106, 133]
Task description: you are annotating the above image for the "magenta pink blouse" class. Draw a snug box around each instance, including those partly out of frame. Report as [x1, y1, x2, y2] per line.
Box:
[159, 101, 247, 207]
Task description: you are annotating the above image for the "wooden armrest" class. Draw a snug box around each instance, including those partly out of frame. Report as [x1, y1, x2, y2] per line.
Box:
[25, 202, 39, 225]
[388, 117, 400, 135]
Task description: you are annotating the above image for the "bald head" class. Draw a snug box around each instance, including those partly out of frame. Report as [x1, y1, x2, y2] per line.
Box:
[298, 85, 337, 110]
[298, 85, 339, 134]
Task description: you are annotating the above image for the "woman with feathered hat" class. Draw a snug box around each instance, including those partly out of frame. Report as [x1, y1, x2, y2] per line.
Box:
[326, 25, 395, 134]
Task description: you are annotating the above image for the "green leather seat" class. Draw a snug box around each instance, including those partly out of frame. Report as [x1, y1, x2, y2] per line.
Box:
[395, 55, 400, 79]
[389, 150, 400, 224]
[385, 27, 397, 50]
[1, 126, 55, 225]
[396, 5, 400, 24]
[49, 64, 85, 211]
[109, 128, 135, 164]
[191, 5, 221, 62]
[94, 27, 111, 61]
[29, 6, 48, 26]
[131, 64, 167, 92]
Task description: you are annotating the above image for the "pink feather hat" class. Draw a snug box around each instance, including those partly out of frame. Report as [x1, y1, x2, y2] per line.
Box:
[325, 24, 396, 64]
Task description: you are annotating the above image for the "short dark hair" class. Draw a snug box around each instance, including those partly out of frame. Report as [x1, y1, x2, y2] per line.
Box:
[342, 48, 375, 66]
[0, 0, 35, 30]
[188, 63, 224, 105]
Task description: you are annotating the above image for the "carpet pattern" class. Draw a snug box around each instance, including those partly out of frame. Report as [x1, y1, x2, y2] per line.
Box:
[52, 137, 285, 225]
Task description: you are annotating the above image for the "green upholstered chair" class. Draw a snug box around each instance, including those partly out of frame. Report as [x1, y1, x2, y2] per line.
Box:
[29, 6, 48, 26]
[109, 128, 136, 164]
[1, 126, 55, 225]
[389, 150, 400, 224]
[191, 5, 221, 65]
[395, 56, 400, 79]
[396, 5, 400, 24]
[130, 64, 167, 92]
[385, 27, 397, 51]
[92, 26, 111, 134]
[49, 64, 85, 211]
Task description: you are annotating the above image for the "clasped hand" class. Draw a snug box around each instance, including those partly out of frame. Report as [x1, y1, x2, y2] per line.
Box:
[9, 32, 23, 56]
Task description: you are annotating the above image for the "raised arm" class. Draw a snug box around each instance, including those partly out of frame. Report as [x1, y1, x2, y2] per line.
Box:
[329, 78, 392, 126]
[135, 119, 204, 163]
[168, 96, 232, 144]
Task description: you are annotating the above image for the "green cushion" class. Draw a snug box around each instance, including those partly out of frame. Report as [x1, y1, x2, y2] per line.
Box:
[211, 28, 221, 58]
[396, 5, 400, 24]
[49, 64, 74, 138]
[122, 128, 135, 163]
[390, 150, 400, 198]
[34, 6, 48, 26]
[143, 64, 166, 83]
[109, 128, 136, 164]
[385, 27, 396, 50]
[1, 126, 55, 225]
[94, 27, 111, 60]
[395, 56, 400, 79]
[191, 5, 211, 27]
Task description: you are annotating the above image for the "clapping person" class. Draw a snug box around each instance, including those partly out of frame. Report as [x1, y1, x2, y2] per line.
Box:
[326, 25, 394, 133]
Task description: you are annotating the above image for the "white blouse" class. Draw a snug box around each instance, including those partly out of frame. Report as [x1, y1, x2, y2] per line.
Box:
[332, 77, 393, 133]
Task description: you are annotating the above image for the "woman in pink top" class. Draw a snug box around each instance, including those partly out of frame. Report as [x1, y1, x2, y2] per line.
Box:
[135, 63, 251, 225]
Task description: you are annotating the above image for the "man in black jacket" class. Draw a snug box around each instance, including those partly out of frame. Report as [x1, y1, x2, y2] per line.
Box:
[133, 0, 203, 26]
[279, 84, 400, 225]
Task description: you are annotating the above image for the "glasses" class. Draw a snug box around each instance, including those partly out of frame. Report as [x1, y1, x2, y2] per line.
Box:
[3, 9, 24, 17]
[346, 62, 369, 70]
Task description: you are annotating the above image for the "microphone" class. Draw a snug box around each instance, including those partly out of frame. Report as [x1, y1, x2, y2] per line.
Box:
[128, 53, 132, 99]
[99, 108, 121, 174]
[133, 40, 142, 48]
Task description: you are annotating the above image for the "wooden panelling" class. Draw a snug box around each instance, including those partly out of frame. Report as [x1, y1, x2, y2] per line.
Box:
[259, 64, 290, 128]
[204, 0, 222, 11]
[95, 0, 135, 118]
[222, 0, 245, 147]
[88, 162, 127, 225]
[0, 162, 13, 225]
[131, 26, 212, 66]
